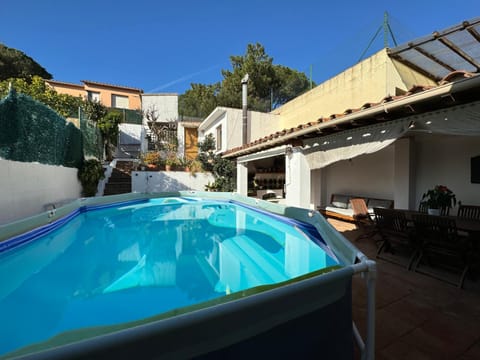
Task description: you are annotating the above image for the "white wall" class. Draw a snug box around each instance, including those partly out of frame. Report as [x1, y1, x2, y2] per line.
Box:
[414, 134, 480, 212]
[141, 94, 179, 122]
[285, 149, 311, 208]
[321, 145, 395, 206]
[0, 160, 81, 225]
[132, 171, 215, 193]
[311, 134, 480, 211]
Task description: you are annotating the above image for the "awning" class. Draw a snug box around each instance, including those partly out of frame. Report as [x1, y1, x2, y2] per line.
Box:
[304, 118, 410, 170]
[303, 101, 480, 170]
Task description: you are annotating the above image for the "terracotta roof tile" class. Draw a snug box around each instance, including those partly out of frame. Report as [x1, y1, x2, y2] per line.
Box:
[223, 70, 477, 158]
[82, 80, 143, 93]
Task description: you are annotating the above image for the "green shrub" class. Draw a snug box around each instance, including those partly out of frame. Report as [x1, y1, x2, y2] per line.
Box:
[78, 159, 105, 197]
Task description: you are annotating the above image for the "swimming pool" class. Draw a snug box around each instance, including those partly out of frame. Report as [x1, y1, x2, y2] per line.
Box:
[0, 192, 376, 359]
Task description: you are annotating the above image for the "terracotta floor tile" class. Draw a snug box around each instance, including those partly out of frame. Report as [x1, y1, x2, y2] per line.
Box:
[329, 217, 480, 360]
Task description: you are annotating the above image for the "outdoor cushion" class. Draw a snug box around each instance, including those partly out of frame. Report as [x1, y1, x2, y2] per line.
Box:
[367, 198, 393, 209]
[325, 206, 354, 217]
[331, 195, 350, 209]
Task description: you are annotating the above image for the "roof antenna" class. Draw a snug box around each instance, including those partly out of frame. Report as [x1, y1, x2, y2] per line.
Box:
[358, 11, 398, 63]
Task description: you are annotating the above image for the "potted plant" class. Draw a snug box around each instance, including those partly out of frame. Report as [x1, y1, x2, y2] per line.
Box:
[165, 155, 179, 171]
[188, 159, 203, 176]
[178, 157, 192, 172]
[141, 151, 161, 170]
[77, 159, 105, 197]
[421, 185, 456, 215]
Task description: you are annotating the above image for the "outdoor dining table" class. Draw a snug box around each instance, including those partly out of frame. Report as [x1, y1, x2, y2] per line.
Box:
[392, 209, 480, 241]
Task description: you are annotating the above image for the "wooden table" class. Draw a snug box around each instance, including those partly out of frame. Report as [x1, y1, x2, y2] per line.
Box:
[392, 209, 480, 234]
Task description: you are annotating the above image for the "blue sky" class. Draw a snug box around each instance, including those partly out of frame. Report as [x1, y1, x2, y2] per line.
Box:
[1, 1, 478, 94]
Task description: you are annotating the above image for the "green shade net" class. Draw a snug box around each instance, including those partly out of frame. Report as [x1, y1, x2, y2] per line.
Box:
[0, 89, 98, 168]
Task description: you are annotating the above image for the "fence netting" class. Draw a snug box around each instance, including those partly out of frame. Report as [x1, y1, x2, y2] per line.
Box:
[0, 89, 102, 167]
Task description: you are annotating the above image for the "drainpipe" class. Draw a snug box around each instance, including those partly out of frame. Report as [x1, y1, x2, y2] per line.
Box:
[241, 74, 249, 145]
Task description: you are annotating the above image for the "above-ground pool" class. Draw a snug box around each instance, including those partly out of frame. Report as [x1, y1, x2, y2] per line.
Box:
[0, 192, 376, 359]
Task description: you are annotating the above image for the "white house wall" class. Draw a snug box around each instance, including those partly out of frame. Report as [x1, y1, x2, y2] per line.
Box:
[414, 133, 480, 212]
[320, 145, 395, 207]
[0, 160, 82, 225]
[314, 134, 480, 212]
[141, 94, 179, 123]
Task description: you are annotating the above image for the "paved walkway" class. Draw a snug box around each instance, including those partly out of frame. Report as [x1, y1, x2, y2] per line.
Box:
[327, 218, 480, 360]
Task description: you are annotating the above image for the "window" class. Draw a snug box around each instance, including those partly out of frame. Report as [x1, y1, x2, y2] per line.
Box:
[87, 91, 100, 102]
[111, 94, 129, 109]
[216, 125, 222, 151]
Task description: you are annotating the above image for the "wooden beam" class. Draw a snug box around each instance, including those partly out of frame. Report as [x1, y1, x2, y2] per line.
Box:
[413, 46, 456, 72]
[436, 35, 480, 70]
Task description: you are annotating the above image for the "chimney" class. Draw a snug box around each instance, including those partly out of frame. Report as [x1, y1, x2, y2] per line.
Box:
[241, 74, 249, 145]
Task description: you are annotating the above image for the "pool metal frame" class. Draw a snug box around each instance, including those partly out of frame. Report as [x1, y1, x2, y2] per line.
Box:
[0, 191, 376, 360]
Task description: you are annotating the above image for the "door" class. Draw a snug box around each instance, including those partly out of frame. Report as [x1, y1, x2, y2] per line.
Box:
[184, 127, 198, 160]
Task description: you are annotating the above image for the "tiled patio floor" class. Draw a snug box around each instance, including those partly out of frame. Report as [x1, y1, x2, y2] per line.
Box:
[327, 218, 480, 360]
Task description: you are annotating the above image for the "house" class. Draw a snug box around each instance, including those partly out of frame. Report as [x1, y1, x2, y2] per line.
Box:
[141, 93, 201, 160]
[45, 79, 143, 111]
[201, 17, 480, 212]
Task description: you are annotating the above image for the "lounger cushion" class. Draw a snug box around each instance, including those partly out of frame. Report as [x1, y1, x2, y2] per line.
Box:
[331, 195, 350, 209]
[367, 198, 393, 209]
[325, 206, 354, 217]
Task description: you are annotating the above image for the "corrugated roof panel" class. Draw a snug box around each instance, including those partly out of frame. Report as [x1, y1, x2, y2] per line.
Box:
[388, 17, 480, 81]
[421, 40, 476, 72]
[397, 46, 452, 79]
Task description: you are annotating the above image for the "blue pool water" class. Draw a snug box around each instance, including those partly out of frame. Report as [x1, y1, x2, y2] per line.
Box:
[0, 197, 340, 356]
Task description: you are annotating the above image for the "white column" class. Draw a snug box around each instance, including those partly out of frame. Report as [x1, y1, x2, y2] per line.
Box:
[310, 168, 323, 210]
[236, 161, 248, 196]
[285, 148, 311, 209]
[394, 137, 415, 210]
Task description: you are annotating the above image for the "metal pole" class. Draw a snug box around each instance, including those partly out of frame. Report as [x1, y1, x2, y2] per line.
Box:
[241, 74, 249, 145]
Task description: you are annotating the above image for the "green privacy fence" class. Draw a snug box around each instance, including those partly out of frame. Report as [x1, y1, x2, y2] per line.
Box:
[78, 107, 104, 160]
[0, 89, 103, 167]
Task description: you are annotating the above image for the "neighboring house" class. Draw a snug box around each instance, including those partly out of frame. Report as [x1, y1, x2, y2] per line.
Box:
[46, 79, 147, 159]
[203, 17, 480, 212]
[141, 93, 178, 122]
[45, 79, 143, 110]
[198, 107, 278, 154]
[141, 93, 179, 154]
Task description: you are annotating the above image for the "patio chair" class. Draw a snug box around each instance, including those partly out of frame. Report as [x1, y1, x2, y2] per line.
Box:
[411, 214, 471, 288]
[458, 204, 480, 220]
[374, 208, 418, 270]
[418, 201, 451, 216]
[418, 201, 428, 213]
[350, 198, 378, 242]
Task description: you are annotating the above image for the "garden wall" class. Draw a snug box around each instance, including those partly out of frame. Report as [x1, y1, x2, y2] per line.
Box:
[0, 159, 81, 225]
[132, 171, 214, 193]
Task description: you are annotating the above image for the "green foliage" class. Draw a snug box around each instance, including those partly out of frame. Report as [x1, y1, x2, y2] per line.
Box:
[98, 110, 122, 161]
[0, 76, 83, 118]
[78, 159, 105, 197]
[197, 134, 235, 192]
[0, 44, 52, 81]
[179, 83, 219, 118]
[179, 43, 312, 117]
[271, 65, 311, 108]
[218, 43, 277, 111]
[422, 185, 456, 210]
[82, 99, 108, 122]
